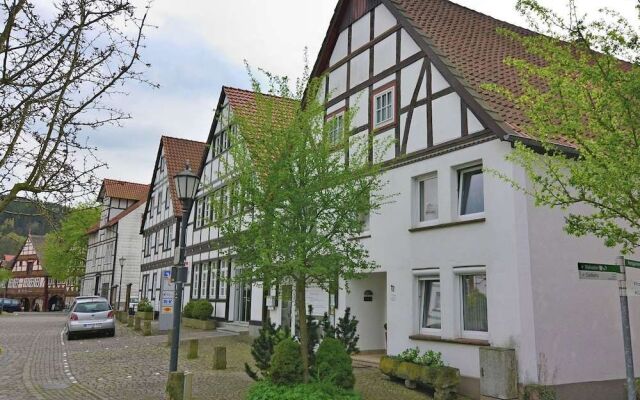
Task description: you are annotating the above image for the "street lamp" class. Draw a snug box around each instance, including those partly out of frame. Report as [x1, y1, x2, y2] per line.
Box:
[118, 257, 126, 311]
[169, 161, 200, 372]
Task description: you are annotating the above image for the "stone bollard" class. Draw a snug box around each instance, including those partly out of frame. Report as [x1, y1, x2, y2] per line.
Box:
[212, 346, 226, 370]
[134, 316, 141, 331]
[183, 371, 193, 400]
[166, 329, 173, 347]
[166, 371, 184, 400]
[187, 339, 198, 359]
[127, 315, 134, 328]
[142, 320, 151, 336]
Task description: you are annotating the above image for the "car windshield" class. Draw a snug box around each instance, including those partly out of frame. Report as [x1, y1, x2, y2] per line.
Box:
[75, 301, 110, 313]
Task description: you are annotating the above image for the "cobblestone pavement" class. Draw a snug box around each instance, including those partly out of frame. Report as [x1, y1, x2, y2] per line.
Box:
[0, 312, 435, 400]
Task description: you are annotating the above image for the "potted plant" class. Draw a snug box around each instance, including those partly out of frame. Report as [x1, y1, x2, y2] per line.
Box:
[135, 298, 154, 320]
[380, 347, 460, 400]
[181, 300, 215, 330]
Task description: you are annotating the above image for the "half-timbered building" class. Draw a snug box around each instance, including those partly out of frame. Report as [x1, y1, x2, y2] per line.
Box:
[139, 136, 206, 312]
[184, 87, 297, 334]
[80, 179, 149, 309]
[257, 1, 640, 399]
[6, 234, 77, 311]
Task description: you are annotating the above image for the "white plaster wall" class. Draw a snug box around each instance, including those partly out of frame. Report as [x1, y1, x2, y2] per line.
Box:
[431, 63, 450, 93]
[347, 139, 532, 380]
[373, 130, 395, 162]
[373, 35, 395, 76]
[373, 4, 396, 36]
[526, 195, 640, 385]
[328, 64, 347, 100]
[330, 28, 348, 65]
[351, 13, 370, 51]
[349, 89, 368, 128]
[432, 92, 461, 145]
[406, 104, 428, 153]
[400, 58, 426, 108]
[400, 29, 420, 60]
[349, 51, 369, 88]
[113, 203, 145, 307]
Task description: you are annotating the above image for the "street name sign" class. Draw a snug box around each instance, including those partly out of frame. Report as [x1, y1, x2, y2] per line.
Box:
[577, 262, 620, 280]
[624, 259, 640, 269]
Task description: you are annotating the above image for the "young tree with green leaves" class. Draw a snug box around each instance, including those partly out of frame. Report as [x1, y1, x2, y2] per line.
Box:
[212, 68, 391, 382]
[0, 268, 11, 312]
[42, 204, 99, 282]
[487, 0, 640, 254]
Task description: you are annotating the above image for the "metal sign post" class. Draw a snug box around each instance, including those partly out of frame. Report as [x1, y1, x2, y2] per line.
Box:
[158, 270, 175, 331]
[578, 257, 637, 400]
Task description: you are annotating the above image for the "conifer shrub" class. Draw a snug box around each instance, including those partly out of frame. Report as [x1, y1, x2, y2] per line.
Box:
[182, 301, 195, 318]
[314, 337, 355, 389]
[269, 338, 303, 386]
[245, 319, 289, 381]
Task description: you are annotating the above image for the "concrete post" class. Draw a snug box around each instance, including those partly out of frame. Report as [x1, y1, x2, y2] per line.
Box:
[134, 316, 141, 331]
[212, 346, 226, 370]
[187, 339, 198, 359]
[127, 315, 134, 328]
[166, 371, 184, 400]
[142, 320, 151, 336]
[183, 371, 193, 400]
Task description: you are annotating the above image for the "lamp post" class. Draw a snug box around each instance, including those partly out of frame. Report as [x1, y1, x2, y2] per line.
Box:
[118, 257, 126, 311]
[169, 161, 200, 372]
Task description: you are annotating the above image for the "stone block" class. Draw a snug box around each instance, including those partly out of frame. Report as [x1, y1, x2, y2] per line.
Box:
[134, 316, 141, 331]
[184, 371, 193, 400]
[479, 347, 518, 400]
[187, 339, 198, 359]
[212, 346, 226, 370]
[142, 320, 151, 336]
[166, 371, 184, 400]
[166, 329, 173, 347]
[127, 315, 134, 328]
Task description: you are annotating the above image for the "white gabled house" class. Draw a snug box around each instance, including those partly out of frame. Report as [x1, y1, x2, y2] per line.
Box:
[184, 87, 297, 334]
[81, 179, 149, 309]
[139, 136, 206, 311]
[255, 1, 640, 399]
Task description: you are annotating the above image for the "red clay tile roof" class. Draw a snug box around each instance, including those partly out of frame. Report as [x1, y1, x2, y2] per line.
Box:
[161, 136, 207, 217]
[390, 0, 538, 139]
[223, 86, 299, 123]
[100, 179, 149, 201]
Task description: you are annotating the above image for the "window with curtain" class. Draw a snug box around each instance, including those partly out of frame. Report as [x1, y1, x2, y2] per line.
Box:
[461, 273, 488, 332]
[418, 174, 438, 222]
[209, 261, 217, 299]
[420, 279, 441, 331]
[201, 264, 208, 298]
[218, 260, 227, 299]
[192, 265, 200, 299]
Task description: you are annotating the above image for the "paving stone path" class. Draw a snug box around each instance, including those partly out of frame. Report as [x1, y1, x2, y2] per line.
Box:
[0, 312, 434, 400]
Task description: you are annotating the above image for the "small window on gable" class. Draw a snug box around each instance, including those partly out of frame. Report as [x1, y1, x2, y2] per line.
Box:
[417, 173, 438, 222]
[165, 187, 170, 209]
[157, 191, 162, 214]
[327, 113, 344, 145]
[373, 85, 395, 129]
[458, 165, 484, 216]
[159, 156, 165, 173]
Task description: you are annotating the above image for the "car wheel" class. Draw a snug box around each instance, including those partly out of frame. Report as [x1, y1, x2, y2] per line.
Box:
[107, 329, 115, 337]
[67, 331, 75, 341]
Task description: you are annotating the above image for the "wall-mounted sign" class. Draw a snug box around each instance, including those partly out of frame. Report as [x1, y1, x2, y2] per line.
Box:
[364, 290, 373, 302]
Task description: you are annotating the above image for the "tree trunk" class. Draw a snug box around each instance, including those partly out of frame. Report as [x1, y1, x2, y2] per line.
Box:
[295, 277, 309, 383]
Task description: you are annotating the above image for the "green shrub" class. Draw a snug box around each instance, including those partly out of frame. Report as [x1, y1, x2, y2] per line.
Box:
[137, 298, 153, 312]
[183, 301, 195, 319]
[416, 349, 444, 367]
[191, 300, 213, 320]
[314, 337, 355, 389]
[397, 347, 420, 363]
[245, 319, 290, 381]
[247, 381, 361, 400]
[269, 338, 303, 386]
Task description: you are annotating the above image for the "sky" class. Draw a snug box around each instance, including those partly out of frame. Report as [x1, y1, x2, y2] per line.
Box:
[91, 0, 638, 185]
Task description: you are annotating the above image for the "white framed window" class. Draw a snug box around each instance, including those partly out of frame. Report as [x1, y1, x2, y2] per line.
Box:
[141, 274, 149, 299]
[419, 278, 441, 334]
[454, 266, 488, 339]
[157, 191, 162, 214]
[192, 265, 200, 299]
[458, 165, 484, 216]
[209, 261, 217, 299]
[417, 173, 438, 222]
[165, 187, 170, 209]
[200, 264, 208, 298]
[218, 260, 228, 299]
[149, 196, 154, 219]
[151, 272, 157, 300]
[328, 113, 344, 145]
[373, 86, 395, 128]
[204, 196, 211, 225]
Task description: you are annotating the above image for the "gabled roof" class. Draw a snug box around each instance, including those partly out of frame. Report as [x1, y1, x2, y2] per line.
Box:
[195, 86, 299, 180]
[99, 179, 149, 202]
[141, 136, 207, 232]
[86, 199, 145, 234]
[312, 0, 549, 142]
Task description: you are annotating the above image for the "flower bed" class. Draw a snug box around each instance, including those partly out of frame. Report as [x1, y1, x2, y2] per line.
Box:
[182, 316, 216, 330]
[379, 354, 459, 400]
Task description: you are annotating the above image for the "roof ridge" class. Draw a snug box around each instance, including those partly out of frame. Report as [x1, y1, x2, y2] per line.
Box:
[103, 178, 149, 186]
[223, 85, 300, 103]
[161, 135, 206, 144]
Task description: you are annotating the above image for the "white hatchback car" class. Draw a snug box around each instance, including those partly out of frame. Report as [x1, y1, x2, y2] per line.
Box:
[66, 297, 115, 340]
